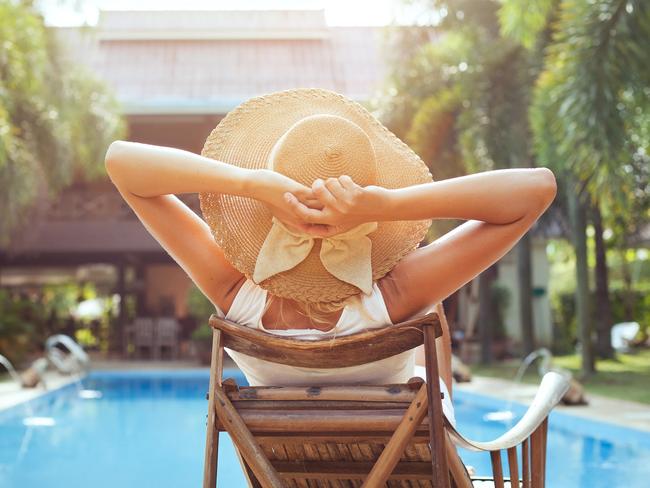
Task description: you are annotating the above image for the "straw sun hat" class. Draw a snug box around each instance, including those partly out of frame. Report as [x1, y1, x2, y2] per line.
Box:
[199, 88, 432, 305]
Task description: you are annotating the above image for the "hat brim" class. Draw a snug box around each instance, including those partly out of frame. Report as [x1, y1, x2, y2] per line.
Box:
[199, 88, 432, 305]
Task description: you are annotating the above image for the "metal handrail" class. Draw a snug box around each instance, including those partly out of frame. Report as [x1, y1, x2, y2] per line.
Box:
[45, 334, 90, 374]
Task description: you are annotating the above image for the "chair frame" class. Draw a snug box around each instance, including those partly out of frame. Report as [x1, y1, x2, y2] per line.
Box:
[203, 310, 452, 487]
[202, 304, 570, 488]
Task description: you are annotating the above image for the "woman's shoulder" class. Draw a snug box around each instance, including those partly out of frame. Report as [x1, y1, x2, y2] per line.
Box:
[376, 266, 431, 324]
[216, 275, 255, 317]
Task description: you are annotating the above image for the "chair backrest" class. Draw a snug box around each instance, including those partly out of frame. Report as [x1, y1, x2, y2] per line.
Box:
[208, 312, 442, 368]
[223, 380, 441, 487]
[204, 310, 451, 488]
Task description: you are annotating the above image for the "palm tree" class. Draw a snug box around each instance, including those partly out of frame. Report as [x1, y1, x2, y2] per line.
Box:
[379, 0, 649, 375]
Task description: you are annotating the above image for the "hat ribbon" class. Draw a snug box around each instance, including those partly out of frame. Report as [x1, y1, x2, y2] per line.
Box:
[252, 217, 378, 294]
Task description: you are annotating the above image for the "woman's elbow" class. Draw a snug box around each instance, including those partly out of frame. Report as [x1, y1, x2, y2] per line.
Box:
[104, 140, 130, 179]
[533, 167, 557, 211]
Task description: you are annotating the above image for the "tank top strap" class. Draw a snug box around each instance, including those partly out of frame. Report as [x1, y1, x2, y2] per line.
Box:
[223, 279, 268, 328]
[363, 282, 393, 325]
[331, 283, 393, 335]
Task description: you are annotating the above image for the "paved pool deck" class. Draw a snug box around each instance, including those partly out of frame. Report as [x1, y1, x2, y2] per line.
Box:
[0, 371, 79, 412]
[454, 375, 650, 433]
[2, 360, 649, 434]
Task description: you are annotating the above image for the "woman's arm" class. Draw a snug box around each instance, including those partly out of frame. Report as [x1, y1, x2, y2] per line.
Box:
[382, 167, 556, 224]
[284, 170, 557, 317]
[105, 141, 317, 213]
[284, 168, 557, 230]
[104, 140, 316, 311]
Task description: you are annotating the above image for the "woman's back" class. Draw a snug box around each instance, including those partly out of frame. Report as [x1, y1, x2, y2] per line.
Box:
[217, 278, 457, 425]
[217, 278, 415, 386]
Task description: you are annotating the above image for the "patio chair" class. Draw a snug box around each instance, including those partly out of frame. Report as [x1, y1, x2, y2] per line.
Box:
[202, 303, 570, 488]
[155, 317, 180, 360]
[132, 317, 155, 359]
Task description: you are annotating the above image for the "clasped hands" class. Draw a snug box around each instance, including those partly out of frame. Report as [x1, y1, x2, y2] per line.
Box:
[260, 171, 384, 238]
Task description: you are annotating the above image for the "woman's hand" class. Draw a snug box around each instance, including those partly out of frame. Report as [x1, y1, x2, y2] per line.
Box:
[251, 169, 329, 234]
[284, 175, 388, 237]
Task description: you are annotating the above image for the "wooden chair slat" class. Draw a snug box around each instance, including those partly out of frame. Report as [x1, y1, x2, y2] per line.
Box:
[522, 437, 530, 488]
[423, 323, 450, 487]
[213, 386, 284, 487]
[507, 447, 520, 488]
[530, 420, 547, 488]
[445, 434, 473, 488]
[202, 330, 222, 488]
[490, 450, 505, 488]
[209, 312, 441, 368]
[273, 460, 433, 479]
[237, 409, 431, 433]
[232, 400, 418, 410]
[254, 434, 432, 444]
[541, 418, 548, 486]
[228, 383, 422, 403]
[363, 384, 429, 487]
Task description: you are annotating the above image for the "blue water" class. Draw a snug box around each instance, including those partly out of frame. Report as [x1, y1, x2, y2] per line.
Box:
[0, 370, 649, 487]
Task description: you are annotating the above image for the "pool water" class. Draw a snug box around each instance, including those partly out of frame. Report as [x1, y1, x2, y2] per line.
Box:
[0, 370, 649, 487]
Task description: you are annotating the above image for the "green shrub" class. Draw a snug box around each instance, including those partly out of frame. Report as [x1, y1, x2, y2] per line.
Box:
[550, 288, 649, 354]
[190, 323, 213, 342]
[186, 284, 218, 343]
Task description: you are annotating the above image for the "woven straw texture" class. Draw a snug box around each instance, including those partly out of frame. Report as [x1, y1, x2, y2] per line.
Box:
[199, 88, 433, 305]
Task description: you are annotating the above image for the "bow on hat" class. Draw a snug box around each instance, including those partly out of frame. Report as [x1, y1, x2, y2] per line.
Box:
[253, 217, 378, 295]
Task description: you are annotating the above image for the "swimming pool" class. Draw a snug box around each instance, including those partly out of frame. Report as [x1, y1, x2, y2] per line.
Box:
[1, 370, 649, 487]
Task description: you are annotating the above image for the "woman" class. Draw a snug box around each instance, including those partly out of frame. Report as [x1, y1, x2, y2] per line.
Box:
[105, 89, 556, 426]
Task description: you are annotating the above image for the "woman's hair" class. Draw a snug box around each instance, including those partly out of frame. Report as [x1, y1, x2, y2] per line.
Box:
[262, 294, 350, 326]
[262, 290, 377, 331]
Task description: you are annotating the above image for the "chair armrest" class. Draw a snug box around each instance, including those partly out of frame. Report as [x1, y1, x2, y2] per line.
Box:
[446, 371, 570, 452]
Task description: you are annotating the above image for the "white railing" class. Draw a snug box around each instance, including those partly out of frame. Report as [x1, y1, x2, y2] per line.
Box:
[45, 335, 90, 374]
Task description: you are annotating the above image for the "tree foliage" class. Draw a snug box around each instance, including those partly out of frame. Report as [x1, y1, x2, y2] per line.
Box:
[380, 0, 648, 368]
[530, 0, 650, 210]
[0, 1, 124, 242]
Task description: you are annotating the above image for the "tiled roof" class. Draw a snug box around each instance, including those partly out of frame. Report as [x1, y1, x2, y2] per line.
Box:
[55, 10, 388, 114]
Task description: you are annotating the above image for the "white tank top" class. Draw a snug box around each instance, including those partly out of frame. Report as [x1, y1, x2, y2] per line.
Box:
[213, 278, 456, 426]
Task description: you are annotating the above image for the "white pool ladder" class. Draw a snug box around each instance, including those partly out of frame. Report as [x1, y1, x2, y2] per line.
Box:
[0, 354, 23, 385]
[45, 335, 90, 374]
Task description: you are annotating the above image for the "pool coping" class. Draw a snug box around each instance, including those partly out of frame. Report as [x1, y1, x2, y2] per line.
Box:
[0, 372, 80, 413]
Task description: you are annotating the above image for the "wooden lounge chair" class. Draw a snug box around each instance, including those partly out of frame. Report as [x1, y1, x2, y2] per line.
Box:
[202, 303, 569, 487]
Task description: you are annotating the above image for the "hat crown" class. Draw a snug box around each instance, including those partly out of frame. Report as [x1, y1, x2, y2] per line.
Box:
[269, 114, 377, 187]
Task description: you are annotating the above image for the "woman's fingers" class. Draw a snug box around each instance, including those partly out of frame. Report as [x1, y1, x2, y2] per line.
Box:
[283, 176, 364, 228]
[312, 179, 336, 205]
[313, 178, 347, 213]
[292, 186, 323, 209]
[284, 192, 328, 223]
[324, 177, 349, 201]
[338, 174, 357, 190]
